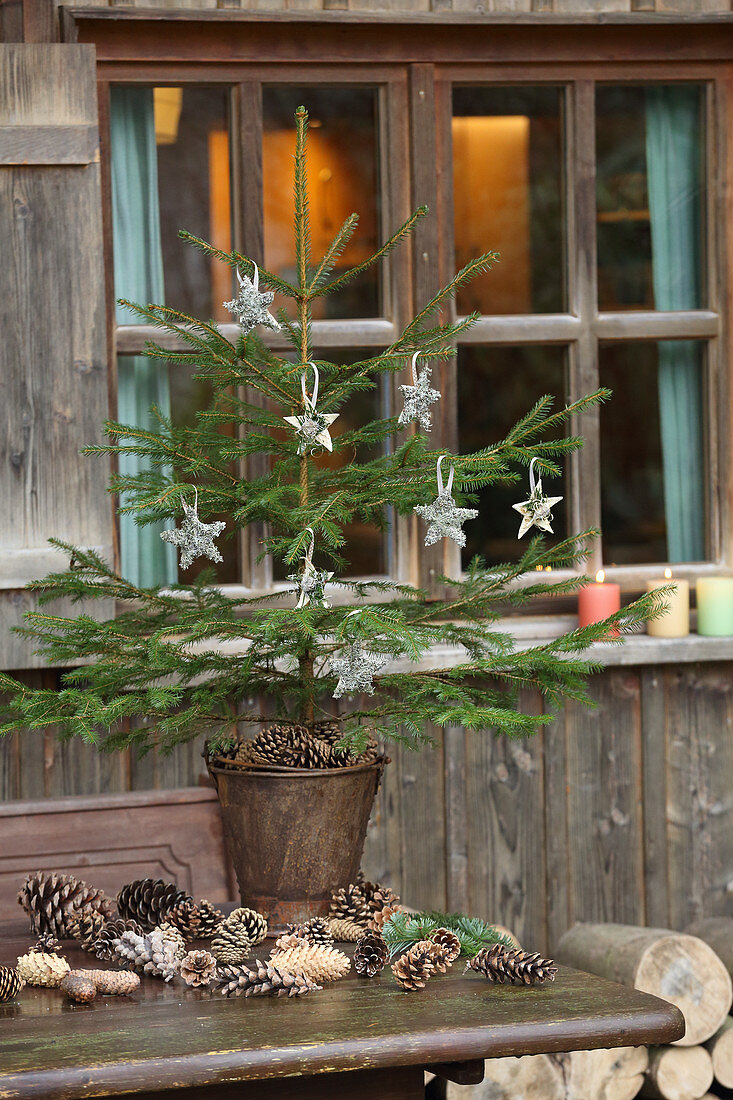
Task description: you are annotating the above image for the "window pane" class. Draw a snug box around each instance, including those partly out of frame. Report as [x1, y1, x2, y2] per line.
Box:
[599, 340, 706, 565]
[596, 85, 704, 312]
[155, 87, 232, 321]
[263, 88, 381, 320]
[452, 87, 565, 316]
[457, 345, 567, 566]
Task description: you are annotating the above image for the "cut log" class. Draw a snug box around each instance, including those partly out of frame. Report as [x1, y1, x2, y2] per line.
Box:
[445, 1053, 564, 1100]
[686, 919, 733, 982]
[564, 1045, 649, 1100]
[446, 1047, 647, 1100]
[557, 923, 733, 1046]
[706, 1017, 733, 1088]
[640, 1045, 713, 1100]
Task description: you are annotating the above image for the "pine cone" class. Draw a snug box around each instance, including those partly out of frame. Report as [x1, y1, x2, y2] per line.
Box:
[465, 945, 558, 986]
[17, 950, 70, 988]
[327, 917, 365, 942]
[354, 931, 388, 978]
[367, 886, 400, 916]
[93, 918, 143, 962]
[309, 720, 342, 744]
[60, 973, 96, 1004]
[33, 933, 61, 955]
[69, 969, 140, 995]
[112, 929, 179, 982]
[371, 904, 404, 932]
[163, 899, 201, 940]
[180, 950, 217, 988]
[431, 928, 461, 964]
[211, 908, 267, 964]
[68, 911, 106, 952]
[329, 883, 369, 926]
[269, 944, 351, 984]
[274, 932, 305, 951]
[17, 871, 113, 937]
[391, 944, 436, 991]
[0, 966, 24, 1003]
[196, 899, 225, 938]
[214, 960, 321, 998]
[154, 921, 187, 960]
[116, 879, 192, 932]
[286, 917, 334, 947]
[414, 939, 453, 974]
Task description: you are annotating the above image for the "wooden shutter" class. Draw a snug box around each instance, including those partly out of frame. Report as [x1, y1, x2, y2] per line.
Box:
[0, 45, 112, 669]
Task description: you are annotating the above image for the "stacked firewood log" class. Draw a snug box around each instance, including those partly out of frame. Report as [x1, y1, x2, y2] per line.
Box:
[438, 921, 733, 1100]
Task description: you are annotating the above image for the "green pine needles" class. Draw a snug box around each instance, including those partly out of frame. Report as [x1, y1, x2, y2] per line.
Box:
[0, 106, 668, 756]
[382, 910, 514, 959]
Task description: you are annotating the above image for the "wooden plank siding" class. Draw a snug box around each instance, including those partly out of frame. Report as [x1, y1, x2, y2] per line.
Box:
[3, 662, 733, 951]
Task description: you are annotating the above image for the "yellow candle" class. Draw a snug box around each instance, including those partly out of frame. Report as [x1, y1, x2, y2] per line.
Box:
[645, 569, 689, 638]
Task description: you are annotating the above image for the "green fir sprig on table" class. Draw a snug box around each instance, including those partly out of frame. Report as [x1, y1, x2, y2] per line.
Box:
[382, 910, 515, 959]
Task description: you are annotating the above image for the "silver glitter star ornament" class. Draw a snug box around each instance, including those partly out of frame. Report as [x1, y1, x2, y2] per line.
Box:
[414, 455, 478, 548]
[223, 262, 280, 334]
[332, 635, 389, 699]
[283, 363, 339, 456]
[161, 488, 226, 570]
[513, 457, 563, 539]
[287, 528, 333, 609]
[398, 352, 441, 433]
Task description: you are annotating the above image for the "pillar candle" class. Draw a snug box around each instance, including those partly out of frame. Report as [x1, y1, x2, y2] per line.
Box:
[578, 570, 621, 635]
[645, 569, 690, 638]
[696, 577, 733, 636]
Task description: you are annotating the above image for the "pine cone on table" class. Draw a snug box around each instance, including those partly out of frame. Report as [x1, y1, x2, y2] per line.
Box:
[328, 883, 369, 927]
[179, 950, 217, 987]
[17, 871, 114, 937]
[391, 944, 436, 991]
[465, 945, 558, 986]
[286, 917, 334, 947]
[16, 950, 70, 988]
[269, 944, 351, 984]
[112, 929, 180, 982]
[431, 928, 461, 963]
[60, 972, 96, 1004]
[415, 939, 453, 974]
[33, 933, 62, 955]
[93, 918, 143, 962]
[195, 899, 226, 938]
[274, 932, 305, 951]
[154, 921, 186, 960]
[354, 930, 388, 978]
[163, 899, 201, 940]
[68, 911, 106, 952]
[370, 904, 404, 932]
[116, 878, 192, 932]
[0, 966, 24, 1002]
[70, 969, 140, 996]
[214, 960, 321, 998]
[211, 908, 267, 964]
[327, 917, 365, 943]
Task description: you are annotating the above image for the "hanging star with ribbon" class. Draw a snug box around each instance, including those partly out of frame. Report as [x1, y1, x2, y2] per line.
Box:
[287, 530, 333, 608]
[398, 353, 441, 433]
[414, 456, 478, 548]
[161, 491, 226, 570]
[332, 643, 389, 699]
[513, 458, 563, 539]
[283, 363, 339, 455]
[224, 262, 280, 334]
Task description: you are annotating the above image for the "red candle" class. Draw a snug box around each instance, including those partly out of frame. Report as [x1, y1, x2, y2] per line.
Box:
[578, 570, 621, 635]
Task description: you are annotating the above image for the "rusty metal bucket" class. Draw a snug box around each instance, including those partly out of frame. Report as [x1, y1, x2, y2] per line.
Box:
[207, 756, 386, 930]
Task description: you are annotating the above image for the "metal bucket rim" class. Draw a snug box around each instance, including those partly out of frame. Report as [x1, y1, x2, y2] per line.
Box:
[207, 754, 388, 780]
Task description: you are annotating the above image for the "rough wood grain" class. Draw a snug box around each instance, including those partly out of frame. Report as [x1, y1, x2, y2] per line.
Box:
[641, 1044, 714, 1100]
[704, 1016, 733, 1088]
[449, 1046, 649, 1100]
[641, 669, 670, 928]
[685, 919, 733, 980]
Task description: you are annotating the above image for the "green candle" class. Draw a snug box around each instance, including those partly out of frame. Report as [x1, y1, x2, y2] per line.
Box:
[696, 577, 733, 636]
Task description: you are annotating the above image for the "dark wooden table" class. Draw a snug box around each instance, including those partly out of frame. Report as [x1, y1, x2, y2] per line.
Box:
[0, 922, 684, 1099]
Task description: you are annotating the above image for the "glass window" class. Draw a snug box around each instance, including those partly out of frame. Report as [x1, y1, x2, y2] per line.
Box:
[452, 86, 565, 316]
[262, 87, 381, 321]
[596, 84, 704, 313]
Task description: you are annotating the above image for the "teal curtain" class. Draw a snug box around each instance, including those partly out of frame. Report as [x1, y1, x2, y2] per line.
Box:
[645, 86, 705, 562]
[110, 87, 177, 586]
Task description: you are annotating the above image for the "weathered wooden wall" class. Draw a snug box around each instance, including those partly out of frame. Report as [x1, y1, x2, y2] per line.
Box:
[2, 661, 732, 953]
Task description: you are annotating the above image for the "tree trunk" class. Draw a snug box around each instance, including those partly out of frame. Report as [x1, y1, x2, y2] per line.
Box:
[640, 1045, 713, 1100]
[686, 919, 733, 981]
[445, 1054, 564, 1100]
[705, 1017, 733, 1089]
[557, 923, 732, 1046]
[446, 1047, 647, 1100]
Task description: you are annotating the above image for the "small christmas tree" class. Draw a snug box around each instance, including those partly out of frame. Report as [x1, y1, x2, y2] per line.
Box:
[0, 107, 664, 758]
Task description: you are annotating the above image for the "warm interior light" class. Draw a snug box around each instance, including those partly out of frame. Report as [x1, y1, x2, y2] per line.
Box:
[545, 565, 552, 572]
[596, 569, 606, 584]
[154, 87, 183, 146]
[664, 567, 673, 579]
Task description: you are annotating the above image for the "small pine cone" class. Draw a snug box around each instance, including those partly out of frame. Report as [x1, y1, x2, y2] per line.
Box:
[414, 939, 453, 974]
[248, 723, 310, 768]
[16, 950, 70, 988]
[0, 966, 24, 1003]
[33, 933, 62, 955]
[60, 973, 96, 1004]
[213, 960, 320, 999]
[269, 944, 351, 984]
[274, 932, 305, 951]
[211, 908, 267, 964]
[309, 720, 342, 745]
[179, 950, 217, 988]
[367, 885, 401, 916]
[93, 918, 143, 962]
[353, 931, 388, 978]
[68, 910, 106, 952]
[116, 878, 192, 932]
[70, 969, 140, 996]
[328, 883, 369, 927]
[163, 899, 201, 940]
[327, 917, 366, 943]
[370, 904, 403, 932]
[17, 870, 113, 938]
[391, 944, 436, 991]
[465, 945, 558, 986]
[431, 928, 461, 964]
[196, 899, 225, 938]
[112, 929, 179, 982]
[154, 921, 186, 960]
[286, 917, 334, 948]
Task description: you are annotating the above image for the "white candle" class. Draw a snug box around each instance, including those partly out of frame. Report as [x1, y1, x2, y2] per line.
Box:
[646, 568, 689, 638]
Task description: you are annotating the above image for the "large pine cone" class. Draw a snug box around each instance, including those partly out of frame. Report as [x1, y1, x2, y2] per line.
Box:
[466, 945, 558, 985]
[17, 950, 70, 988]
[286, 917, 333, 948]
[391, 944, 436, 991]
[269, 944, 351, 984]
[116, 879, 192, 931]
[0, 966, 24, 1003]
[327, 917, 365, 943]
[93, 918, 144, 962]
[214, 960, 320, 998]
[70, 969, 140, 995]
[354, 931, 388, 978]
[211, 908, 267, 965]
[18, 871, 114, 938]
[329, 883, 370, 927]
[112, 929, 179, 982]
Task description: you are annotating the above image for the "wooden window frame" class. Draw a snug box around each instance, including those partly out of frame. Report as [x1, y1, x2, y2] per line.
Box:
[78, 10, 733, 599]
